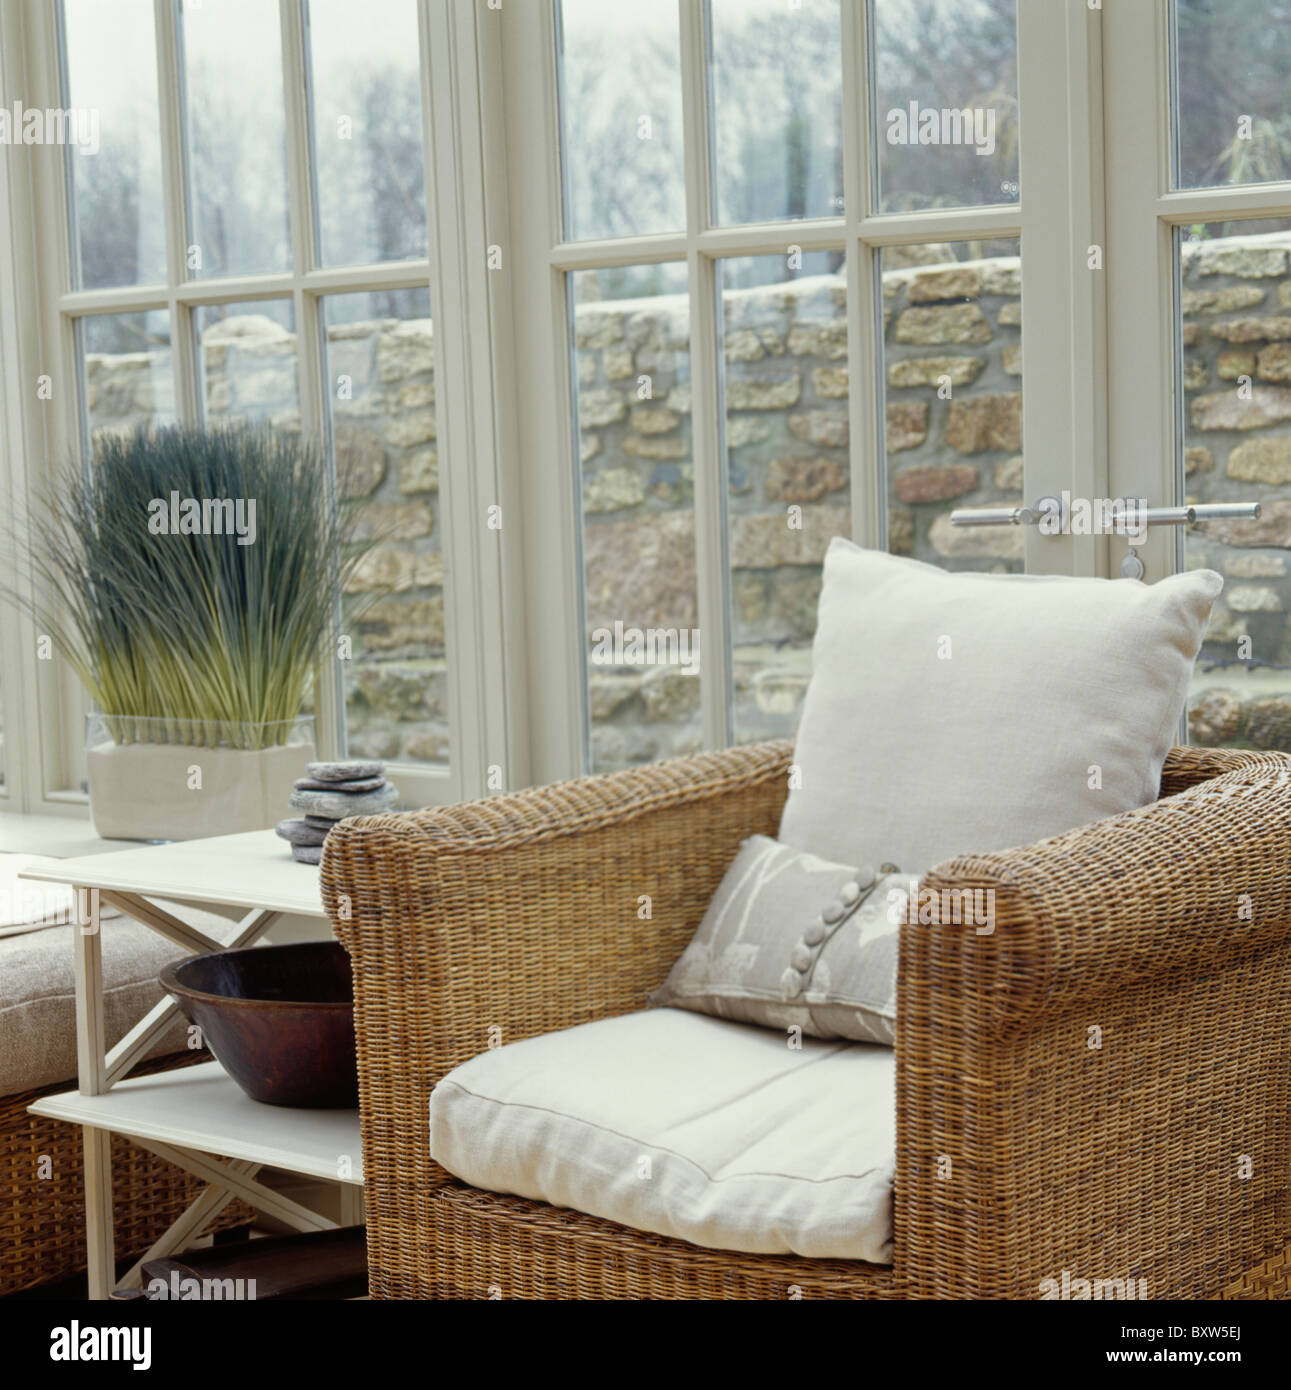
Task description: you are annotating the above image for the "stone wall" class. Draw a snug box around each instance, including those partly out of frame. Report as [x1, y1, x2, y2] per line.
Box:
[1179, 231, 1291, 750]
[81, 230, 1291, 767]
[576, 249, 1024, 768]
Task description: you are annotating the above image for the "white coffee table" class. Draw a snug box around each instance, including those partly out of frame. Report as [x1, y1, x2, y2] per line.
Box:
[21, 830, 363, 1299]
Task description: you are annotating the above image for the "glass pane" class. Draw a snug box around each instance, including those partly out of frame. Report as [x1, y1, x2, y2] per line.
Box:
[720, 250, 849, 743]
[80, 311, 175, 449]
[196, 301, 298, 428]
[872, 0, 1019, 213]
[880, 240, 1023, 572]
[322, 289, 448, 767]
[1174, 0, 1291, 190]
[1179, 220, 1291, 751]
[571, 264, 699, 771]
[61, 0, 166, 289]
[183, 0, 290, 277]
[710, 0, 844, 225]
[557, 0, 685, 242]
[308, 0, 427, 266]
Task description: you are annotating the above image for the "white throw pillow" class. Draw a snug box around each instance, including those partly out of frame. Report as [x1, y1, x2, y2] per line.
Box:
[778, 540, 1222, 872]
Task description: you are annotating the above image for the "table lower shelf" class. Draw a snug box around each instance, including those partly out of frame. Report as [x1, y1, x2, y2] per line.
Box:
[29, 1061, 364, 1186]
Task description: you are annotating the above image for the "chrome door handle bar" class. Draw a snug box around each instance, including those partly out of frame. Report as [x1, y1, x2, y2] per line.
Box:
[947, 506, 1036, 527]
[950, 500, 1262, 527]
[1189, 502, 1264, 521]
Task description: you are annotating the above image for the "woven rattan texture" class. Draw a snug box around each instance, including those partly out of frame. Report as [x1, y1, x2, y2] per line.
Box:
[1, 1051, 254, 1297]
[324, 742, 1291, 1300]
[1223, 1243, 1291, 1298]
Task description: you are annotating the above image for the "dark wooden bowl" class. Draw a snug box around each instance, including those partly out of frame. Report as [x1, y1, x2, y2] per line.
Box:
[159, 941, 358, 1108]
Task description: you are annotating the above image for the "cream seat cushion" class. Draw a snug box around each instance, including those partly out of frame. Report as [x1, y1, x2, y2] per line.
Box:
[429, 1007, 895, 1262]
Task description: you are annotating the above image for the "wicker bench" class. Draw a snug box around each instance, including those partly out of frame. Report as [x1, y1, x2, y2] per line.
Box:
[0, 900, 253, 1297]
[323, 742, 1291, 1300]
[1, 1053, 251, 1297]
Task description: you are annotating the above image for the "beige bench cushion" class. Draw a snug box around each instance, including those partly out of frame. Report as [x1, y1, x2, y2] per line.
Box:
[0, 906, 236, 1097]
[429, 1007, 895, 1262]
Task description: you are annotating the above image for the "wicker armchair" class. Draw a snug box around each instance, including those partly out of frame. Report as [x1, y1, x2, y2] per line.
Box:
[322, 741, 1291, 1300]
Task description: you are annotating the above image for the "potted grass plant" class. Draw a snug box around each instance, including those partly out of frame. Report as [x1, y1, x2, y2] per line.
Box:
[6, 424, 375, 840]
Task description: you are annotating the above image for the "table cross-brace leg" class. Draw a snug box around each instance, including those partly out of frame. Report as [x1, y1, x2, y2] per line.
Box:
[96, 900, 279, 1087]
[100, 892, 278, 958]
[131, 1138, 340, 1234]
[116, 1158, 262, 1291]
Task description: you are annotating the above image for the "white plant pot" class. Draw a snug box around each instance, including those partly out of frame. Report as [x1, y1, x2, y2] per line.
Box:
[86, 716, 315, 842]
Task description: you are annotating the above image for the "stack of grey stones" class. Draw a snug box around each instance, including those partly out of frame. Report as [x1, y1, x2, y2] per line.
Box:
[275, 760, 400, 864]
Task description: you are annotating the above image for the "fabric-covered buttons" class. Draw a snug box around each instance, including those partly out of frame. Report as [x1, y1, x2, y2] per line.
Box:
[803, 919, 826, 946]
[821, 900, 846, 923]
[780, 966, 803, 997]
[790, 943, 814, 972]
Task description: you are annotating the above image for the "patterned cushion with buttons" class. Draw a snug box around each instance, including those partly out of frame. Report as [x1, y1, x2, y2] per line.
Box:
[649, 835, 917, 1046]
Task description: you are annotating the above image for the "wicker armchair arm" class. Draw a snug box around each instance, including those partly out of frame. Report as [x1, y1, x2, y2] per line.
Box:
[322, 739, 792, 1087]
[917, 749, 1291, 1030]
[899, 750, 1291, 1298]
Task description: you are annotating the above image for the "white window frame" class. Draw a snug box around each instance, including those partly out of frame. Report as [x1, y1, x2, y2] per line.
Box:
[502, 0, 1106, 786]
[0, 0, 61, 815]
[0, 0, 528, 816]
